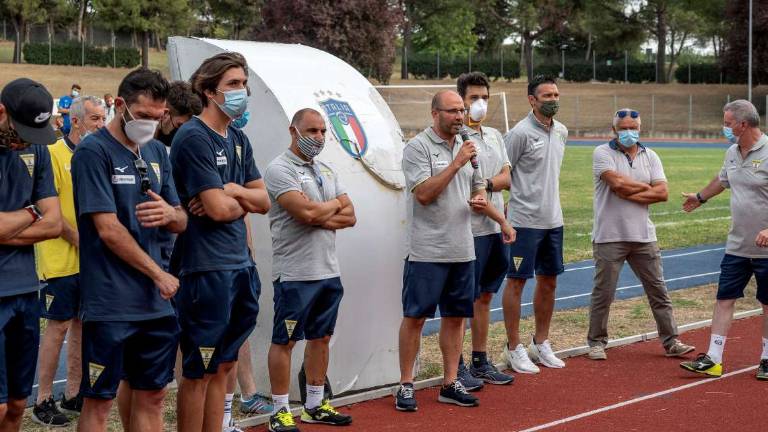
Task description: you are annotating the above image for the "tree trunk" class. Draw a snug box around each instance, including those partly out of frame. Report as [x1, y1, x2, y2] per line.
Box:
[584, 31, 592, 62]
[12, 19, 22, 64]
[400, 0, 413, 80]
[155, 31, 163, 52]
[655, 6, 667, 84]
[77, 0, 87, 42]
[523, 36, 534, 82]
[141, 30, 149, 68]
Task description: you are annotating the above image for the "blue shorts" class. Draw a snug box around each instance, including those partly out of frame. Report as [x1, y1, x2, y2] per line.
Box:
[0, 292, 39, 403]
[80, 316, 179, 400]
[474, 233, 510, 298]
[717, 254, 768, 305]
[402, 260, 475, 319]
[176, 266, 261, 379]
[40, 274, 80, 321]
[272, 277, 344, 345]
[507, 226, 565, 279]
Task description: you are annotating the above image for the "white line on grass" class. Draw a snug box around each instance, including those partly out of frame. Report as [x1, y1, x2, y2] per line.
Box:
[517, 365, 755, 432]
[425, 271, 720, 322]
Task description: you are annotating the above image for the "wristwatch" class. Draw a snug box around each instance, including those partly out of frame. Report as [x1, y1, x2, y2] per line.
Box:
[25, 204, 43, 222]
[696, 192, 707, 204]
[485, 178, 494, 192]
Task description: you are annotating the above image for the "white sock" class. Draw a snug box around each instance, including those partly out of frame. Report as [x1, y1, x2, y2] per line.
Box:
[272, 394, 290, 414]
[707, 334, 726, 364]
[761, 337, 768, 360]
[222, 393, 234, 428]
[305, 384, 324, 410]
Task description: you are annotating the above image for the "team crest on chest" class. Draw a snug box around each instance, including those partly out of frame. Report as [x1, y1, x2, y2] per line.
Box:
[150, 162, 161, 180]
[20, 154, 35, 177]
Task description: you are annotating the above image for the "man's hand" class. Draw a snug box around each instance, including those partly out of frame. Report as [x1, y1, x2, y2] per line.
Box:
[469, 195, 487, 213]
[501, 223, 516, 244]
[187, 196, 207, 217]
[756, 229, 768, 248]
[153, 270, 179, 299]
[453, 140, 477, 168]
[681, 192, 701, 213]
[135, 191, 176, 228]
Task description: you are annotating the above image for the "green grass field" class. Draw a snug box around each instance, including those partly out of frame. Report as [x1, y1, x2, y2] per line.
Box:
[560, 145, 731, 262]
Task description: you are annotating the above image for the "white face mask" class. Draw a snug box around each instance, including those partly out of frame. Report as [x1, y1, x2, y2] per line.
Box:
[469, 99, 488, 122]
[122, 106, 158, 147]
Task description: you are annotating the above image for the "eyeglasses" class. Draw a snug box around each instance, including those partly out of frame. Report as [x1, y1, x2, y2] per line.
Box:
[615, 110, 640, 119]
[437, 108, 467, 116]
[134, 158, 151, 194]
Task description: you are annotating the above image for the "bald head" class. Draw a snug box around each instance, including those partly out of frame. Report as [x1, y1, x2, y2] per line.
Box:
[290, 108, 323, 129]
[431, 90, 463, 111]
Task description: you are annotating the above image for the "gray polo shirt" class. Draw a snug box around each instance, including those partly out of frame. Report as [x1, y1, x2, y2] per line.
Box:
[592, 141, 666, 244]
[264, 150, 347, 281]
[468, 125, 511, 236]
[402, 127, 486, 262]
[719, 134, 768, 258]
[504, 111, 568, 229]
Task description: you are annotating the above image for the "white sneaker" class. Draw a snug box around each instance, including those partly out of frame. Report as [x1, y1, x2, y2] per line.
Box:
[528, 338, 565, 368]
[503, 343, 540, 374]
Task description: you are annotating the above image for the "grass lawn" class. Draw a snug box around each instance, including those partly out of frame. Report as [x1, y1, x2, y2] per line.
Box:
[560, 145, 731, 262]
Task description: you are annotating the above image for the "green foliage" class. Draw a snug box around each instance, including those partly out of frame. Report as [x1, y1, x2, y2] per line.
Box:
[532, 60, 656, 83]
[407, 51, 520, 80]
[22, 42, 140, 67]
[410, 0, 477, 57]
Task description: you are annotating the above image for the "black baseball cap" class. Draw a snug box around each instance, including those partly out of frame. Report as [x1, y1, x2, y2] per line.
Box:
[1, 78, 57, 145]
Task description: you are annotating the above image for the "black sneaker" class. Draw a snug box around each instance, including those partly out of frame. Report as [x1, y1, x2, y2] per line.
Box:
[60, 393, 84, 415]
[437, 380, 479, 407]
[757, 359, 768, 381]
[268, 407, 299, 432]
[457, 360, 484, 391]
[395, 383, 417, 412]
[470, 361, 515, 385]
[32, 396, 70, 427]
[301, 400, 352, 425]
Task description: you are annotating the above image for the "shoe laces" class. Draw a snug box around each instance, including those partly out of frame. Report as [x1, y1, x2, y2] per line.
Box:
[399, 385, 414, 399]
[318, 400, 340, 414]
[451, 380, 470, 395]
[275, 409, 296, 426]
[513, 344, 529, 359]
[537, 340, 556, 357]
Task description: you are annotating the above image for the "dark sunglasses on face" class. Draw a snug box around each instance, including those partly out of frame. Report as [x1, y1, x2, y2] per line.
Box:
[615, 110, 640, 119]
[134, 158, 151, 194]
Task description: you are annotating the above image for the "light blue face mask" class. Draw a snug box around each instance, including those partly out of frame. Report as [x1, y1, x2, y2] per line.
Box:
[232, 110, 250, 129]
[723, 126, 738, 144]
[213, 88, 248, 120]
[617, 129, 640, 148]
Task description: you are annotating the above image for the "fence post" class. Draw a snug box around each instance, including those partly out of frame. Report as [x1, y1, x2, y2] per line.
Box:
[651, 94, 655, 136]
[468, 48, 472, 72]
[624, 50, 628, 83]
[727, 94, 731, 104]
[613, 94, 618, 113]
[81, 37, 85, 67]
[688, 94, 693, 137]
[501, 92, 510, 133]
[592, 50, 596, 81]
[688, 63, 692, 84]
[112, 31, 116, 68]
[500, 45, 503, 78]
[436, 49, 440, 78]
[3, 20, 6, 41]
[48, 28, 52, 65]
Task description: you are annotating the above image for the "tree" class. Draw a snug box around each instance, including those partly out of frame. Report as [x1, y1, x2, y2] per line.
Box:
[0, 0, 45, 63]
[208, 0, 262, 40]
[93, 0, 191, 67]
[256, 0, 402, 83]
[690, 0, 728, 61]
[575, 0, 645, 61]
[723, 0, 768, 87]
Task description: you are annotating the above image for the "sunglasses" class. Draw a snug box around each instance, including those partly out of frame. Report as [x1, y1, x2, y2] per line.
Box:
[615, 110, 640, 119]
[134, 158, 151, 194]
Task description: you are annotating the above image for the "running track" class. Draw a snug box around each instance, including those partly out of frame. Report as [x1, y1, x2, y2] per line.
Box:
[246, 314, 768, 432]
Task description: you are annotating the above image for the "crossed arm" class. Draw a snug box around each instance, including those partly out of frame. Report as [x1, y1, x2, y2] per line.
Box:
[0, 197, 62, 245]
[189, 179, 271, 222]
[600, 171, 668, 204]
[276, 191, 356, 230]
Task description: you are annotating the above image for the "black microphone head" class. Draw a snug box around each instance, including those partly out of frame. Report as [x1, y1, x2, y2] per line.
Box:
[459, 126, 470, 142]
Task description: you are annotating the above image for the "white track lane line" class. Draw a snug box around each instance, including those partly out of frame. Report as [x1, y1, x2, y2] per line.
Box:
[426, 271, 721, 322]
[518, 365, 755, 432]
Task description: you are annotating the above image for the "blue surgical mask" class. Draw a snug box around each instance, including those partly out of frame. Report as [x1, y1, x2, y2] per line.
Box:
[617, 129, 640, 148]
[723, 126, 738, 144]
[213, 88, 248, 120]
[232, 110, 250, 129]
[71, 89, 80, 97]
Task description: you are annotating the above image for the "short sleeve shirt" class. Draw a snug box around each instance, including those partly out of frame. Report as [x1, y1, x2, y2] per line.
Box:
[402, 127, 486, 262]
[718, 135, 768, 258]
[504, 111, 568, 229]
[58, 95, 73, 132]
[0, 145, 57, 297]
[468, 126, 510, 236]
[264, 150, 347, 281]
[592, 141, 666, 243]
[72, 128, 179, 321]
[170, 117, 262, 275]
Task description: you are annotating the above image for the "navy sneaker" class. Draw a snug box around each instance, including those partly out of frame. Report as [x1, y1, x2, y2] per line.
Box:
[470, 361, 515, 385]
[438, 380, 479, 407]
[457, 361, 484, 391]
[395, 383, 417, 412]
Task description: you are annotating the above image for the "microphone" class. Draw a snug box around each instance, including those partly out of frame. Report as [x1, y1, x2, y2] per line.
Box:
[459, 126, 479, 169]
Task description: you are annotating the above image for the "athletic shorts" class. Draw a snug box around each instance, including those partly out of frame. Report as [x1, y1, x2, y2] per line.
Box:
[474, 233, 510, 298]
[507, 226, 565, 279]
[271, 277, 344, 345]
[717, 254, 768, 305]
[402, 260, 475, 319]
[0, 292, 40, 403]
[39, 274, 80, 321]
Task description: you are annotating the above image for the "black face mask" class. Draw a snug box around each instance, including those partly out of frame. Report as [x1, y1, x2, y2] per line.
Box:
[157, 127, 178, 147]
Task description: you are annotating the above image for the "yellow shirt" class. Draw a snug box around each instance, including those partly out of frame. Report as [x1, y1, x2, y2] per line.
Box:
[36, 139, 79, 279]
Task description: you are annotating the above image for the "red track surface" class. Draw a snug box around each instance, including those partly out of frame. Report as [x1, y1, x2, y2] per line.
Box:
[247, 315, 768, 432]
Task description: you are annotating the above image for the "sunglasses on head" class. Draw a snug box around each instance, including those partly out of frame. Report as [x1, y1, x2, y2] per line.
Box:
[615, 110, 640, 119]
[134, 158, 151, 194]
